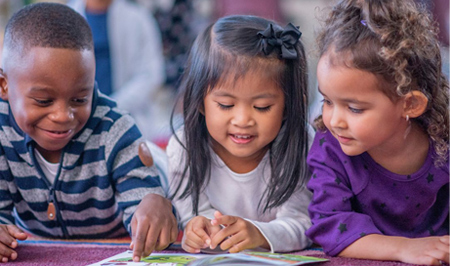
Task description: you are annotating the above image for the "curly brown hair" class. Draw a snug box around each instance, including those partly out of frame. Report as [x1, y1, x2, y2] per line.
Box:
[315, 0, 449, 165]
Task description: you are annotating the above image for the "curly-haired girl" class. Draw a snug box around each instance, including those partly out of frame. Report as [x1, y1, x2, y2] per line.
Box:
[306, 0, 449, 265]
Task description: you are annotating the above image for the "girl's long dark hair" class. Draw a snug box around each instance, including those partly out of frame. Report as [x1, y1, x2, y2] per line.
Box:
[170, 15, 309, 215]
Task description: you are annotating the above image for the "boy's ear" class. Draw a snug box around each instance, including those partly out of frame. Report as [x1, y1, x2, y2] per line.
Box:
[403, 90, 428, 118]
[0, 68, 8, 101]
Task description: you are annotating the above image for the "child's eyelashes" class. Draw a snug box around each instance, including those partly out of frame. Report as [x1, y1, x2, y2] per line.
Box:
[33, 98, 89, 106]
[321, 99, 364, 114]
[216, 102, 272, 112]
[254, 106, 272, 112]
[33, 98, 52, 105]
[320, 99, 332, 105]
[72, 98, 89, 105]
[349, 107, 363, 114]
[217, 103, 233, 110]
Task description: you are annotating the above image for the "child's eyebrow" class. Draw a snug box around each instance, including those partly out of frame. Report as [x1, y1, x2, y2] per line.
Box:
[29, 87, 49, 92]
[318, 87, 368, 104]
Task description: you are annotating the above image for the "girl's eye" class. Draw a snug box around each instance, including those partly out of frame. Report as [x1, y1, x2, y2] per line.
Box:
[349, 107, 363, 114]
[217, 103, 233, 110]
[254, 106, 271, 112]
[321, 99, 332, 105]
[34, 99, 52, 105]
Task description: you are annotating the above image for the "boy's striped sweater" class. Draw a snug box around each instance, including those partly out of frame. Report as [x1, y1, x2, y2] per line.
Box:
[0, 88, 164, 238]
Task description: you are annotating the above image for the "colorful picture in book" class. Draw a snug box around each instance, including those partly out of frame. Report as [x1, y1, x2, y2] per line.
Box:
[107, 255, 196, 266]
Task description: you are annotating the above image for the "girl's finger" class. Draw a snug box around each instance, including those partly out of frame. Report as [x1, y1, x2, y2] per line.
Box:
[211, 215, 237, 227]
[228, 238, 250, 253]
[182, 241, 201, 253]
[210, 224, 239, 249]
[186, 228, 209, 249]
[220, 231, 246, 251]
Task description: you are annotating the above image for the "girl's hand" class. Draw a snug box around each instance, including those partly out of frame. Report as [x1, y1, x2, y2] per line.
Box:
[210, 211, 269, 253]
[398, 236, 449, 265]
[182, 216, 221, 253]
[0, 224, 27, 263]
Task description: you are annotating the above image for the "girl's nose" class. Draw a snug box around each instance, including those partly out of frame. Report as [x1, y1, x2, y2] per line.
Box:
[231, 108, 255, 127]
[329, 108, 346, 129]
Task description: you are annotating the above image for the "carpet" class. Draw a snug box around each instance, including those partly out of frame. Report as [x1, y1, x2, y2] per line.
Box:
[11, 236, 432, 266]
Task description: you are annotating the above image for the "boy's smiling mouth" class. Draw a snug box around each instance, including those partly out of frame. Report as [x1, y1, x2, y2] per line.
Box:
[39, 127, 73, 139]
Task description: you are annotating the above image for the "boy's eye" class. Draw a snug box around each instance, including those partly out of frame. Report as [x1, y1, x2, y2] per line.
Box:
[34, 98, 52, 105]
[254, 106, 271, 112]
[72, 97, 88, 104]
[217, 103, 233, 110]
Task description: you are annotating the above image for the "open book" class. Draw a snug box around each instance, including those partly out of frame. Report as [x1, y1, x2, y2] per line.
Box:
[88, 250, 328, 266]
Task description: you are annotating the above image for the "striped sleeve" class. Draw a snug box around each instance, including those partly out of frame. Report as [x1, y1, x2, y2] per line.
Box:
[0, 145, 16, 225]
[104, 111, 164, 233]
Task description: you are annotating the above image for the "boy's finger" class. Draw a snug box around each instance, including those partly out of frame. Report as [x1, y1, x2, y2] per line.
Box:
[132, 221, 149, 262]
[155, 226, 170, 251]
[9, 251, 18, 261]
[0, 233, 17, 249]
[6, 226, 27, 241]
[143, 225, 159, 257]
[170, 226, 178, 243]
[0, 244, 14, 259]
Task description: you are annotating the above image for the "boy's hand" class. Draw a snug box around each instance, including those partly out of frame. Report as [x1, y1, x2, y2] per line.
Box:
[0, 224, 27, 263]
[130, 193, 177, 262]
[210, 211, 268, 253]
[398, 235, 449, 265]
[182, 216, 221, 253]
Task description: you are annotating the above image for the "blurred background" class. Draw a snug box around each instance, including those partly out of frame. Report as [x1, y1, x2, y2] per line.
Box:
[0, 0, 447, 147]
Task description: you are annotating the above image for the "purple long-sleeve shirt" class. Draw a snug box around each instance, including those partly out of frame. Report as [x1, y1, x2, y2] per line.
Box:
[306, 130, 449, 256]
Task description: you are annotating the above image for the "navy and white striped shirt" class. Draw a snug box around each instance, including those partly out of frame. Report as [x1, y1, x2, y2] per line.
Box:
[0, 88, 164, 238]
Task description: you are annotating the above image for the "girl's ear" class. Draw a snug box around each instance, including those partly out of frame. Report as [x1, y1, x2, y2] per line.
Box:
[199, 104, 205, 116]
[0, 68, 8, 101]
[403, 90, 428, 118]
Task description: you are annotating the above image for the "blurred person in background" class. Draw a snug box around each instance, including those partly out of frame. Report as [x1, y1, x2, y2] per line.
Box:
[68, 0, 167, 143]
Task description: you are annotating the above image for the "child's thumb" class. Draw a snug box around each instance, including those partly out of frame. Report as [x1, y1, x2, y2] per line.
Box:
[213, 210, 223, 219]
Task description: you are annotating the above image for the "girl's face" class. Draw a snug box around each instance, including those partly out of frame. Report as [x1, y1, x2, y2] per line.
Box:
[317, 54, 406, 159]
[203, 71, 285, 173]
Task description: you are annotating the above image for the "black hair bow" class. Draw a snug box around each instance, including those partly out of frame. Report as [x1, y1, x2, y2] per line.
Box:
[257, 23, 302, 59]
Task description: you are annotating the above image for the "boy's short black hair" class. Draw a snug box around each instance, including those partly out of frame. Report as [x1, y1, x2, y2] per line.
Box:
[4, 2, 93, 52]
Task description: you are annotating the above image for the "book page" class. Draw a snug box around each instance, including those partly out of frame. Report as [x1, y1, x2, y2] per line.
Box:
[87, 250, 328, 266]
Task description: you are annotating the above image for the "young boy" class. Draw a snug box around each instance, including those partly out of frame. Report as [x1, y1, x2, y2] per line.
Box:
[0, 3, 177, 263]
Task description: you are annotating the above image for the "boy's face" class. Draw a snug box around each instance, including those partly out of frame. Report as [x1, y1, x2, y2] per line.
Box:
[0, 47, 95, 162]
